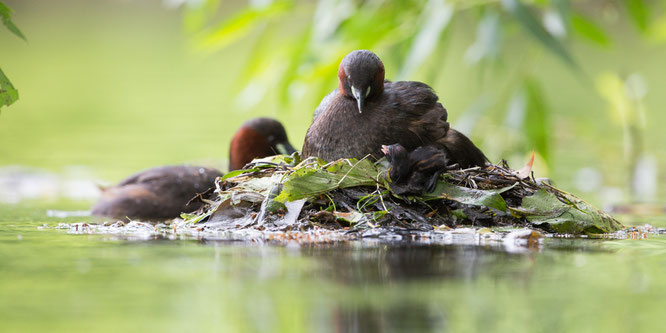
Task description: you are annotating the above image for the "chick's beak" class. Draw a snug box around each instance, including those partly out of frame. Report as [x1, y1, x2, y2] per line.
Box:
[351, 86, 365, 113]
[381, 145, 389, 155]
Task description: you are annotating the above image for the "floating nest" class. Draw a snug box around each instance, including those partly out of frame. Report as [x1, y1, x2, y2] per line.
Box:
[185, 154, 623, 236]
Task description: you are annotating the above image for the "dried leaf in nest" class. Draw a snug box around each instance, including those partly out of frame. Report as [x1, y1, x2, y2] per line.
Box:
[515, 150, 535, 180]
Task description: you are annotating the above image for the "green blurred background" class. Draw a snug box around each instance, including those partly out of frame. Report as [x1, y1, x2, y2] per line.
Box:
[1, 0, 665, 208]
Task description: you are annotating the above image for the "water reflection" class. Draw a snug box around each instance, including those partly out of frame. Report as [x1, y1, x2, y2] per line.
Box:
[333, 303, 446, 333]
[303, 243, 531, 283]
[2, 216, 664, 333]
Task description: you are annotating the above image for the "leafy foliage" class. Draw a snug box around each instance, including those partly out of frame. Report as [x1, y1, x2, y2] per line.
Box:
[0, 1, 24, 110]
[182, 0, 660, 168]
[501, 0, 577, 69]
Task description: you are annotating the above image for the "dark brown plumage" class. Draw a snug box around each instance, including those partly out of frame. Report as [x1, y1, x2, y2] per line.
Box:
[382, 144, 449, 195]
[302, 50, 486, 168]
[91, 166, 222, 220]
[439, 129, 488, 169]
[92, 118, 296, 220]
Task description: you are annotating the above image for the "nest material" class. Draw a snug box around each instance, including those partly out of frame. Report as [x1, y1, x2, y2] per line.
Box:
[186, 157, 623, 235]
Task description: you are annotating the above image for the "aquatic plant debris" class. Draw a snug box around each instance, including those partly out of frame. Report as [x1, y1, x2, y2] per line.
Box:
[183, 153, 624, 236]
[48, 221, 660, 250]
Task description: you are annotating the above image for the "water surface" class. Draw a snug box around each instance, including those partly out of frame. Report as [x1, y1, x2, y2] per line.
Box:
[1, 203, 665, 332]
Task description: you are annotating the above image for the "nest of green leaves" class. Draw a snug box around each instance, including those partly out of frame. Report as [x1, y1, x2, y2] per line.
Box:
[184, 154, 623, 236]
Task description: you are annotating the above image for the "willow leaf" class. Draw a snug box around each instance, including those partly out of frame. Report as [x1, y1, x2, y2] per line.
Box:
[571, 13, 611, 46]
[0, 68, 18, 109]
[198, 1, 292, 50]
[626, 0, 649, 32]
[501, 0, 577, 69]
[0, 2, 25, 41]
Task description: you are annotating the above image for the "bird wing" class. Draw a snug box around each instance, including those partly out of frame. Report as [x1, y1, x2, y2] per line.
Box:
[115, 167, 175, 186]
[437, 129, 488, 168]
[385, 81, 450, 147]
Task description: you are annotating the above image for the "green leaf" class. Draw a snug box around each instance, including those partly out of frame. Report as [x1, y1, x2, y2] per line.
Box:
[397, 0, 453, 79]
[571, 13, 611, 46]
[0, 2, 26, 41]
[501, 0, 578, 69]
[0, 67, 19, 109]
[275, 158, 379, 203]
[625, 0, 649, 32]
[523, 78, 550, 165]
[222, 153, 301, 181]
[219, 168, 261, 182]
[197, 1, 292, 51]
[277, 28, 311, 107]
[510, 189, 624, 234]
[421, 181, 515, 212]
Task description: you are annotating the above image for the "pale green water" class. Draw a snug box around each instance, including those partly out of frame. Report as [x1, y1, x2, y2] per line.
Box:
[2, 203, 665, 332]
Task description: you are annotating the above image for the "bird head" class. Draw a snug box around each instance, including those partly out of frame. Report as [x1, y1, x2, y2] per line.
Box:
[338, 50, 385, 113]
[229, 117, 296, 171]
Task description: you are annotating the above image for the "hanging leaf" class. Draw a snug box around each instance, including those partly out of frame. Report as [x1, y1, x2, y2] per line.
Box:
[0, 68, 19, 109]
[571, 13, 611, 46]
[501, 0, 578, 69]
[397, 0, 454, 79]
[464, 10, 501, 65]
[277, 28, 312, 107]
[625, 0, 649, 33]
[0, 2, 25, 41]
[197, 1, 292, 51]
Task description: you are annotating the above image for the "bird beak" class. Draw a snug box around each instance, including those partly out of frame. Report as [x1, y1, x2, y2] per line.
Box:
[381, 145, 389, 155]
[276, 142, 297, 155]
[351, 86, 365, 113]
